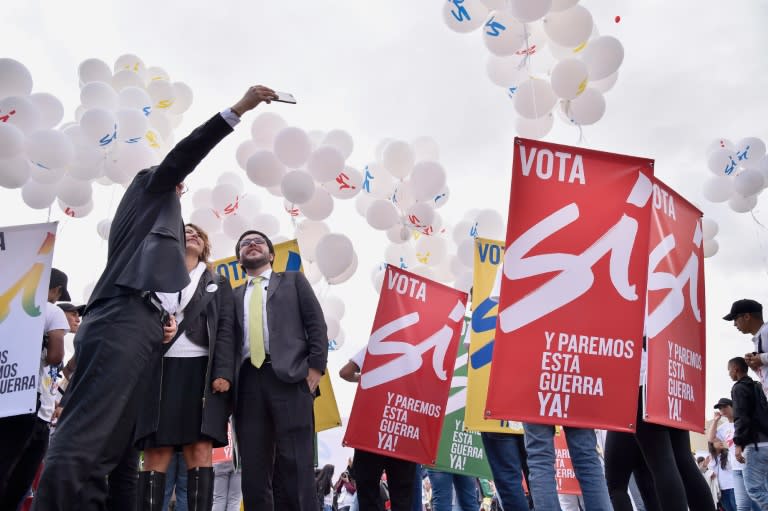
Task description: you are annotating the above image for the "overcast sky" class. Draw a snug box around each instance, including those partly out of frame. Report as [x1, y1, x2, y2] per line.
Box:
[3, 0, 768, 432]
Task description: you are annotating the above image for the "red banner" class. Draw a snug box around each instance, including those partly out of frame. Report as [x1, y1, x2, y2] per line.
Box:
[554, 431, 582, 495]
[486, 138, 655, 432]
[644, 179, 706, 431]
[343, 265, 469, 464]
[211, 423, 234, 464]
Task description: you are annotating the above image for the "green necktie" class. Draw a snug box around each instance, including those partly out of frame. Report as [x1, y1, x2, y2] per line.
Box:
[248, 276, 265, 368]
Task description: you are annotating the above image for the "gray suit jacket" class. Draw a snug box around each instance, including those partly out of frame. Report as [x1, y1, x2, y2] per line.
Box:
[234, 271, 328, 387]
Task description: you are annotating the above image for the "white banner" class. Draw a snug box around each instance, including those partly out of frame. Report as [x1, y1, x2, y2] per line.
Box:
[0, 222, 57, 418]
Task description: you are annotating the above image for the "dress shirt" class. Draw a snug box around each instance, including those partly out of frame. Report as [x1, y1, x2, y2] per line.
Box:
[242, 268, 271, 362]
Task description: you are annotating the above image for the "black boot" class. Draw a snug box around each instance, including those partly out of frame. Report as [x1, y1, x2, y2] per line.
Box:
[187, 466, 214, 511]
[136, 470, 166, 511]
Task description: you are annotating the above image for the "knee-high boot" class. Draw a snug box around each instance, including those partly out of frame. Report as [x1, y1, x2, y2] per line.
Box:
[187, 467, 214, 511]
[136, 471, 166, 511]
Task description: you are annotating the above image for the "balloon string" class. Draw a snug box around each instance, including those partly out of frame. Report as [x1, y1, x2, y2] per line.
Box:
[563, 100, 586, 144]
[47, 205, 51, 223]
[749, 210, 768, 279]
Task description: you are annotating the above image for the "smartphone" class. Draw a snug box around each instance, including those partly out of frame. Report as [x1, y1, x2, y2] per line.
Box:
[273, 91, 297, 104]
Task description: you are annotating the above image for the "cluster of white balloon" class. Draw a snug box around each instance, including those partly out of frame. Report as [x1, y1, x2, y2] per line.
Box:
[443, 0, 624, 138]
[702, 137, 768, 214]
[701, 217, 720, 258]
[0, 56, 193, 219]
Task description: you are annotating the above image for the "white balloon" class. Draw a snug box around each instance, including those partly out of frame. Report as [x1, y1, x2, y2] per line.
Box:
[410, 161, 447, 201]
[327, 252, 358, 285]
[211, 183, 240, 215]
[322, 295, 346, 321]
[0, 96, 42, 134]
[251, 112, 288, 147]
[733, 169, 764, 197]
[543, 5, 593, 47]
[191, 187, 213, 210]
[452, 220, 474, 245]
[325, 166, 363, 200]
[252, 213, 281, 237]
[434, 186, 450, 209]
[68, 145, 104, 181]
[411, 136, 440, 163]
[22, 179, 57, 209]
[301, 187, 334, 221]
[315, 233, 355, 280]
[80, 108, 118, 147]
[591, 71, 619, 93]
[415, 235, 448, 266]
[550, 58, 588, 99]
[443, 0, 489, 33]
[81, 82, 119, 112]
[145, 66, 170, 82]
[515, 113, 554, 139]
[246, 150, 286, 188]
[366, 199, 400, 230]
[705, 138, 737, 157]
[386, 224, 411, 244]
[702, 176, 734, 203]
[550, 0, 578, 11]
[564, 88, 605, 125]
[371, 265, 386, 293]
[457, 238, 476, 268]
[117, 141, 157, 180]
[703, 239, 719, 258]
[475, 209, 506, 239]
[307, 145, 345, 182]
[486, 54, 528, 88]
[0, 58, 33, 97]
[209, 231, 233, 260]
[111, 70, 145, 91]
[216, 171, 245, 192]
[168, 82, 193, 114]
[114, 54, 145, 74]
[321, 130, 354, 159]
[454, 270, 474, 293]
[236, 140, 261, 170]
[189, 208, 222, 233]
[56, 176, 93, 207]
[382, 140, 415, 178]
[385, 243, 416, 269]
[355, 192, 375, 217]
[118, 86, 152, 115]
[148, 110, 172, 140]
[58, 198, 94, 218]
[146, 79, 175, 110]
[222, 214, 251, 240]
[29, 164, 66, 185]
[325, 317, 341, 341]
[296, 219, 330, 262]
[304, 261, 323, 285]
[274, 126, 312, 168]
[582, 36, 624, 81]
[729, 193, 757, 213]
[481, 0, 506, 9]
[26, 129, 75, 170]
[281, 170, 316, 204]
[410, 265, 437, 282]
[508, 0, 552, 22]
[515, 79, 557, 119]
[0, 123, 25, 159]
[483, 10, 528, 56]
[307, 130, 325, 150]
[116, 109, 148, 143]
[701, 218, 719, 240]
[362, 162, 396, 199]
[392, 180, 417, 211]
[0, 156, 31, 188]
[707, 148, 738, 176]
[735, 137, 767, 170]
[407, 202, 435, 230]
[96, 219, 112, 240]
[237, 194, 261, 218]
[29, 93, 64, 129]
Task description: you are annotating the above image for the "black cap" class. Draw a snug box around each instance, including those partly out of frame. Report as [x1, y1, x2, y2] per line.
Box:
[723, 299, 762, 321]
[714, 398, 733, 409]
[57, 303, 85, 315]
[49, 268, 71, 302]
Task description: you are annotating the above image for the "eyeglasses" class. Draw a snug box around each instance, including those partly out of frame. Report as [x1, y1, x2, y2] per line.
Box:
[239, 238, 267, 248]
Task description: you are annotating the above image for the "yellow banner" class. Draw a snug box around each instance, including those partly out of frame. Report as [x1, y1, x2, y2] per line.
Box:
[212, 239, 341, 432]
[464, 238, 523, 434]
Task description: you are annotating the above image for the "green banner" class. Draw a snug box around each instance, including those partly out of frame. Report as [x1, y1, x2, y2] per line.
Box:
[430, 317, 493, 478]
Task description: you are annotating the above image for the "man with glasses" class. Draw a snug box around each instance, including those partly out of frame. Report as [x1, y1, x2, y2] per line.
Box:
[725, 299, 768, 397]
[34, 85, 279, 511]
[232, 230, 328, 510]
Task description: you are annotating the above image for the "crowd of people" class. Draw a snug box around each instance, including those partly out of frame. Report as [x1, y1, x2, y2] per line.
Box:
[2, 85, 768, 511]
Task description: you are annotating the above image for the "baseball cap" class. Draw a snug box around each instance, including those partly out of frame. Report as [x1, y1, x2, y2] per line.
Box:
[49, 268, 71, 302]
[723, 299, 762, 321]
[714, 398, 733, 409]
[57, 303, 85, 315]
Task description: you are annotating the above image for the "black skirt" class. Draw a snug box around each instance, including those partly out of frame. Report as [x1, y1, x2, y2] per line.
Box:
[136, 356, 210, 449]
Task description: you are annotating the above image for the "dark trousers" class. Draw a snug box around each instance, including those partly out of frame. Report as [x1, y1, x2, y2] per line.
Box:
[352, 449, 417, 511]
[33, 295, 162, 511]
[78, 441, 140, 511]
[235, 361, 316, 511]
[605, 390, 714, 511]
[0, 415, 49, 509]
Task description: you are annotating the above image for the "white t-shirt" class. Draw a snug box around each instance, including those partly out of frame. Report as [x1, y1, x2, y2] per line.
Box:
[39, 303, 69, 422]
[350, 347, 366, 371]
[752, 322, 768, 397]
[716, 421, 744, 471]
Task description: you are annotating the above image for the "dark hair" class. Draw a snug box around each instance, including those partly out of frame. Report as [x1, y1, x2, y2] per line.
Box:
[235, 230, 275, 260]
[708, 442, 728, 470]
[729, 357, 749, 374]
[185, 223, 212, 267]
[315, 464, 334, 497]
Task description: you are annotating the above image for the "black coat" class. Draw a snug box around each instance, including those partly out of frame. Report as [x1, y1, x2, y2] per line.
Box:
[87, 113, 233, 309]
[732, 375, 768, 448]
[135, 270, 236, 447]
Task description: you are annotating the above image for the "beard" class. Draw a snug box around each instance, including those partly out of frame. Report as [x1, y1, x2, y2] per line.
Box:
[240, 250, 271, 269]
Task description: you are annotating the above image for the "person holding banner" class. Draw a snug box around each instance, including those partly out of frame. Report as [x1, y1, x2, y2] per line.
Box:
[134, 223, 236, 510]
[33, 85, 278, 511]
[232, 229, 328, 511]
[0, 268, 69, 509]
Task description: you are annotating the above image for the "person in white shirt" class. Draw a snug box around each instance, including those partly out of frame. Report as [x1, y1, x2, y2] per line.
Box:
[0, 268, 69, 509]
[724, 299, 768, 398]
